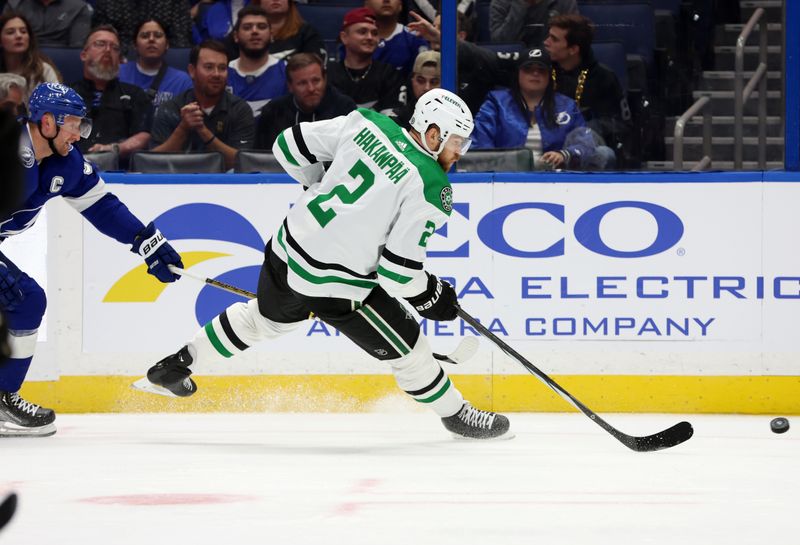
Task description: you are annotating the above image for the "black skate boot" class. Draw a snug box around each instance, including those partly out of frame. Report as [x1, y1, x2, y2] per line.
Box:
[0, 391, 56, 437]
[133, 346, 196, 398]
[441, 402, 513, 440]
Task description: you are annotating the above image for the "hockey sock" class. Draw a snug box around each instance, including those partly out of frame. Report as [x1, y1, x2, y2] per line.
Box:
[388, 334, 464, 417]
[0, 328, 38, 392]
[188, 299, 303, 365]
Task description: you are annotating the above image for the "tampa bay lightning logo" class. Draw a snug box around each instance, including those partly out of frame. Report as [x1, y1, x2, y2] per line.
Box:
[152, 203, 265, 325]
[19, 146, 34, 168]
[556, 111, 571, 125]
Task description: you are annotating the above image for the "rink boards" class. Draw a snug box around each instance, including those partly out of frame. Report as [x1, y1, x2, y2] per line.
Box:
[10, 171, 800, 413]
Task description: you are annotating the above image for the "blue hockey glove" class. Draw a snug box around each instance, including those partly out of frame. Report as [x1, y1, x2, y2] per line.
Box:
[131, 222, 183, 283]
[405, 273, 458, 322]
[0, 263, 24, 311]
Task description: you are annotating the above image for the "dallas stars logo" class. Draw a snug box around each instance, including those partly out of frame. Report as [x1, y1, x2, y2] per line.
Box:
[440, 186, 453, 213]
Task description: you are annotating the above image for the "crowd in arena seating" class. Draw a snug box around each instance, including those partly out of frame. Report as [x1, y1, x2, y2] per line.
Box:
[0, 0, 740, 172]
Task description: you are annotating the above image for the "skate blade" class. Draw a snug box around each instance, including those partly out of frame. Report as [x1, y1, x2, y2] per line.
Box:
[131, 377, 180, 398]
[450, 430, 516, 441]
[0, 422, 56, 438]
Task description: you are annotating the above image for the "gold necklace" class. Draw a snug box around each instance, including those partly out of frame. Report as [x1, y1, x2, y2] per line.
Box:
[552, 68, 589, 106]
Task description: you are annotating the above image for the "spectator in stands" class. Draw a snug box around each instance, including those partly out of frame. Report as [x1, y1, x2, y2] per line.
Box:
[193, 0, 241, 43]
[0, 72, 26, 116]
[3, 0, 92, 48]
[71, 25, 152, 160]
[265, 0, 324, 62]
[92, 0, 192, 56]
[255, 52, 355, 149]
[490, 0, 577, 48]
[545, 14, 627, 168]
[0, 12, 60, 96]
[363, 0, 428, 75]
[118, 18, 193, 110]
[408, 10, 516, 115]
[390, 49, 439, 127]
[471, 47, 595, 170]
[327, 7, 402, 114]
[151, 39, 254, 170]
[227, 5, 287, 116]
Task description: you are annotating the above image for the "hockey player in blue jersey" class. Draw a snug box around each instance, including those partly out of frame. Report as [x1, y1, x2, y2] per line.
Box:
[0, 82, 184, 437]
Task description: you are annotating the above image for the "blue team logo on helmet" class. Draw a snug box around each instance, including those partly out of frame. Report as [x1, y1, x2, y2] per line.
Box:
[28, 83, 87, 125]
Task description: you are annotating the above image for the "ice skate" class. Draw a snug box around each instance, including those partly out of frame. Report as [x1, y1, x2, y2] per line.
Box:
[0, 391, 56, 437]
[441, 402, 513, 440]
[132, 346, 196, 398]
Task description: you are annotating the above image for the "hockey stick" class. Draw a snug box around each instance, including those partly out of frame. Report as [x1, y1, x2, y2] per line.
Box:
[167, 266, 478, 365]
[0, 493, 16, 532]
[456, 307, 694, 452]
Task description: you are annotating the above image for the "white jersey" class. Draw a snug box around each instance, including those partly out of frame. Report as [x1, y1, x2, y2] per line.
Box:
[271, 108, 453, 302]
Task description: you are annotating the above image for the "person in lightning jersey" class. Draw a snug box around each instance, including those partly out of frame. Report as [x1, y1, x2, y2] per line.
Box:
[139, 88, 512, 440]
[0, 82, 184, 437]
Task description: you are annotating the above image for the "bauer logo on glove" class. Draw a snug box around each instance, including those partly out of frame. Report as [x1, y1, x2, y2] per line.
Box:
[131, 222, 184, 283]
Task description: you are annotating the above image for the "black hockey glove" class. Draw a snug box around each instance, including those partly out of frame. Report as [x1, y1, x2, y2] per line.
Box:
[0, 263, 24, 311]
[132, 222, 183, 283]
[406, 273, 458, 322]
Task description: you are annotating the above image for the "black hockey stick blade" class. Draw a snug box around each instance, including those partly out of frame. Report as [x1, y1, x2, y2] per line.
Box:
[456, 307, 694, 452]
[625, 421, 694, 452]
[0, 493, 17, 532]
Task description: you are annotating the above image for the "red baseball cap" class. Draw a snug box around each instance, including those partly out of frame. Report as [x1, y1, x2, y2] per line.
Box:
[341, 7, 376, 31]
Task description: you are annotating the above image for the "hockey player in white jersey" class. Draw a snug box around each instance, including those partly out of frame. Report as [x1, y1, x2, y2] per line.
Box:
[141, 88, 512, 440]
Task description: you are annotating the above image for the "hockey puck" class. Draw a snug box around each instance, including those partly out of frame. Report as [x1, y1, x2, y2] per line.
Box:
[770, 417, 790, 434]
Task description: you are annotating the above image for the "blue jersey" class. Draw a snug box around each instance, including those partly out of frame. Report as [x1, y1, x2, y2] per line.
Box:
[226, 57, 287, 116]
[118, 62, 194, 108]
[0, 125, 144, 244]
[374, 24, 429, 74]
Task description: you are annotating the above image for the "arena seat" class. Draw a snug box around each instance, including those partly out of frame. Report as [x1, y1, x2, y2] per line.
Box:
[84, 150, 119, 172]
[591, 41, 629, 92]
[457, 149, 534, 172]
[578, 2, 656, 67]
[130, 151, 225, 174]
[296, 4, 354, 41]
[41, 47, 83, 86]
[234, 151, 284, 173]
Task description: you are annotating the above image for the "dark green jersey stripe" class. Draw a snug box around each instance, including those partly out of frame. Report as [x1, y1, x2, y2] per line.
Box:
[377, 265, 412, 284]
[277, 131, 299, 166]
[277, 227, 378, 289]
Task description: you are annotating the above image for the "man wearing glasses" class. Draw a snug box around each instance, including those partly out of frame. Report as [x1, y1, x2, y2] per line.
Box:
[70, 24, 152, 164]
[0, 82, 183, 437]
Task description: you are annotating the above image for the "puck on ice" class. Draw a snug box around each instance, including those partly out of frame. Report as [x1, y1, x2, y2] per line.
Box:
[770, 417, 790, 434]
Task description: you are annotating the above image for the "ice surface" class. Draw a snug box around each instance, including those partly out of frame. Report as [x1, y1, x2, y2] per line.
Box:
[1, 413, 798, 544]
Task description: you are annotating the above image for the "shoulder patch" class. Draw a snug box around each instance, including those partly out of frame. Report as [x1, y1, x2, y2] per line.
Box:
[83, 161, 93, 175]
[440, 186, 453, 213]
[19, 146, 35, 168]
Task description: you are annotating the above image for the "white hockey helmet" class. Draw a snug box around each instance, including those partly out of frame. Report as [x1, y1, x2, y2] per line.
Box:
[410, 88, 474, 158]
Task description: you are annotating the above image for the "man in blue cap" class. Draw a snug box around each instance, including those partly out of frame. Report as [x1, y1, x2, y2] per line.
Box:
[0, 82, 185, 437]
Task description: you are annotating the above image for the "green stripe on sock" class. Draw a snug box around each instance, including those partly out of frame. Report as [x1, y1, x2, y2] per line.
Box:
[416, 378, 452, 403]
[360, 305, 410, 356]
[205, 321, 233, 358]
[377, 265, 412, 284]
[277, 132, 299, 166]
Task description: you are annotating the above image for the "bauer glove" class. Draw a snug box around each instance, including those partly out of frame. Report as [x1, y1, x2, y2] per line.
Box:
[132, 222, 183, 283]
[405, 273, 458, 322]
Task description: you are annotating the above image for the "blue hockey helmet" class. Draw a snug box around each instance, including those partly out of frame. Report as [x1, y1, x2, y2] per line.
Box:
[28, 83, 92, 138]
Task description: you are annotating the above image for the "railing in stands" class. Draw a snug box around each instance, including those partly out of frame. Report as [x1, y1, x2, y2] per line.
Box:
[734, 7, 768, 170]
[673, 95, 712, 171]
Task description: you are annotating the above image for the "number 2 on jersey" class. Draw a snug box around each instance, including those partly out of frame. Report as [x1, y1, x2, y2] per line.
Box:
[307, 159, 375, 227]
